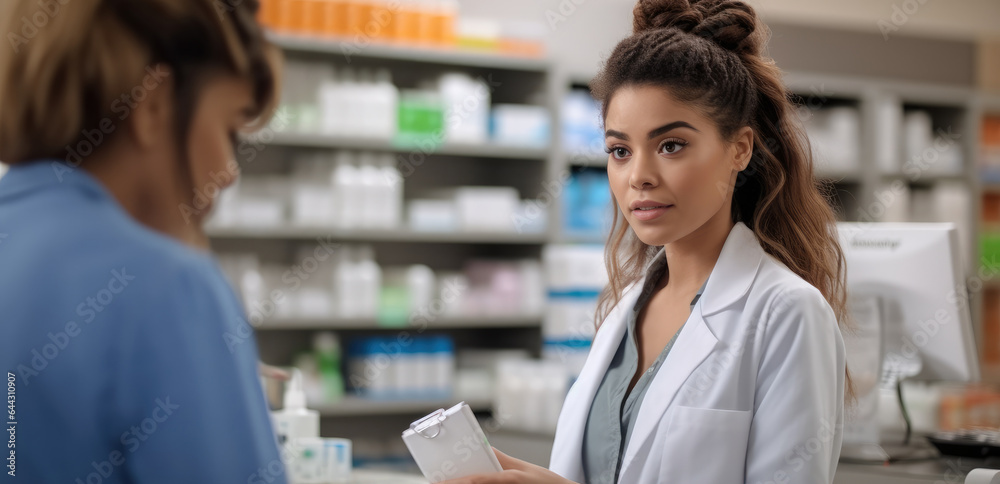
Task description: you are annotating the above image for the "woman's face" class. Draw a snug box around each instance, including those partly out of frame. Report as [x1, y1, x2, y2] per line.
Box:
[185, 76, 254, 221]
[604, 85, 751, 246]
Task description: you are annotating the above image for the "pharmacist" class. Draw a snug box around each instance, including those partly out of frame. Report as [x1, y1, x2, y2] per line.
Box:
[443, 1, 848, 483]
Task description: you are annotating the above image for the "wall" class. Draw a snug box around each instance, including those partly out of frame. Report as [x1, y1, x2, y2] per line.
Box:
[458, 0, 986, 85]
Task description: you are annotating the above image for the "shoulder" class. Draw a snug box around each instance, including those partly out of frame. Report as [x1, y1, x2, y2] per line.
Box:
[68, 211, 242, 333]
[749, 253, 840, 340]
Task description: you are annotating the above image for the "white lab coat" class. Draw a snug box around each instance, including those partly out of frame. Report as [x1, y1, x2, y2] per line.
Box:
[549, 222, 846, 484]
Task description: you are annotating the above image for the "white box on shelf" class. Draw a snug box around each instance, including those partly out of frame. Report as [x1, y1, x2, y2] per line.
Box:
[440, 72, 490, 145]
[806, 106, 860, 174]
[512, 200, 548, 234]
[904, 110, 964, 176]
[455, 186, 520, 232]
[237, 199, 285, 228]
[543, 244, 608, 290]
[494, 359, 568, 435]
[874, 95, 902, 174]
[235, 177, 287, 228]
[408, 199, 459, 232]
[292, 187, 336, 227]
[490, 104, 551, 147]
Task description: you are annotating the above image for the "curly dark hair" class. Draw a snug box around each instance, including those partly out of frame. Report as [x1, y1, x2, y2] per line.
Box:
[592, 0, 852, 397]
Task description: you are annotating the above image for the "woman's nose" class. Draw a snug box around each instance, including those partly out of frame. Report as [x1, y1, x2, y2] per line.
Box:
[629, 151, 659, 190]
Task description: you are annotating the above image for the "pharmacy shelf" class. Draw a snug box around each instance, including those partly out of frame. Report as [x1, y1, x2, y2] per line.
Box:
[312, 395, 492, 417]
[269, 32, 550, 73]
[554, 233, 606, 245]
[206, 225, 548, 244]
[815, 169, 862, 183]
[565, 156, 866, 182]
[784, 71, 977, 105]
[881, 172, 969, 184]
[983, 94, 1000, 112]
[564, 153, 607, 168]
[256, 131, 550, 160]
[257, 315, 542, 330]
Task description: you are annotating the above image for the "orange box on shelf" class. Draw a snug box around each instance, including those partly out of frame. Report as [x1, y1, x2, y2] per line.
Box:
[414, 6, 435, 45]
[368, 2, 394, 42]
[322, 0, 349, 37]
[499, 39, 545, 58]
[985, 116, 1000, 147]
[939, 385, 1000, 431]
[303, 0, 327, 35]
[344, 0, 372, 39]
[272, 0, 308, 33]
[984, 288, 1000, 364]
[431, 12, 455, 46]
[393, 4, 419, 43]
[983, 193, 1000, 223]
[258, 0, 278, 28]
[272, 0, 291, 31]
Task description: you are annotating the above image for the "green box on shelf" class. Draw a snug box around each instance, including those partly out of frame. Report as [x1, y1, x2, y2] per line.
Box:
[980, 232, 1000, 268]
[376, 286, 410, 328]
[397, 91, 444, 144]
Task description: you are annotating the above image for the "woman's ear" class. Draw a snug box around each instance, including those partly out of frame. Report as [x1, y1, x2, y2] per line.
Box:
[732, 126, 754, 171]
[128, 64, 176, 151]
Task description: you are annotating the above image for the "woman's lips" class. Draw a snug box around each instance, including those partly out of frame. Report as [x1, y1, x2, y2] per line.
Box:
[631, 204, 673, 221]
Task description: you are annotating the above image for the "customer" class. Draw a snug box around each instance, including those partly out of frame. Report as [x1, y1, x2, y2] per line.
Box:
[0, 0, 287, 482]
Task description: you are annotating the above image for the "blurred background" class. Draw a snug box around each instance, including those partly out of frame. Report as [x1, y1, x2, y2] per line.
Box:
[5, 0, 998, 481]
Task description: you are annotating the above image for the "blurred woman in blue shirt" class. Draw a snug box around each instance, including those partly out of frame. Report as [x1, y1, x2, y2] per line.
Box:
[0, 0, 286, 482]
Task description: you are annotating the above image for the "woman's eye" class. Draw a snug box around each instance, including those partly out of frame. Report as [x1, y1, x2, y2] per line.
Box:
[660, 140, 687, 154]
[605, 147, 630, 160]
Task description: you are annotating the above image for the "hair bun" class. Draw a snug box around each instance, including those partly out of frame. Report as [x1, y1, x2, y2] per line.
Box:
[632, 0, 761, 55]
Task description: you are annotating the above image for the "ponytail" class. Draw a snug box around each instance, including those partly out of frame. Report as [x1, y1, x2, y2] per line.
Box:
[590, 0, 852, 399]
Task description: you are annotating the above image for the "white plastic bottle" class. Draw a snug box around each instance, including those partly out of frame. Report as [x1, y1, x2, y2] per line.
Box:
[332, 151, 360, 230]
[339, 67, 358, 137]
[357, 152, 383, 229]
[271, 368, 320, 449]
[334, 246, 358, 319]
[318, 67, 342, 136]
[356, 245, 382, 319]
[406, 264, 435, 314]
[378, 154, 403, 228]
[372, 69, 399, 140]
[356, 68, 375, 136]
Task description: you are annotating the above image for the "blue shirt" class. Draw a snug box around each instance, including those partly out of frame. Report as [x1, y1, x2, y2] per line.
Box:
[582, 254, 708, 484]
[0, 162, 285, 483]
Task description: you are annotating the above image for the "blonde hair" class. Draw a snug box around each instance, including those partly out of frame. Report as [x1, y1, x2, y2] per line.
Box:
[0, 0, 280, 164]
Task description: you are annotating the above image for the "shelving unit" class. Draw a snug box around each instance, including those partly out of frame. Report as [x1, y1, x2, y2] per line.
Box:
[974, 93, 1000, 380]
[269, 33, 549, 72]
[219, 31, 560, 440]
[554, 69, 997, 381]
[311, 395, 492, 417]
[255, 131, 550, 160]
[221, 27, 1000, 460]
[207, 225, 548, 244]
[255, 314, 541, 330]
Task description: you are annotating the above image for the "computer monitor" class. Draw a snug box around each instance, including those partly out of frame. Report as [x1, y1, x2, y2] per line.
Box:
[838, 222, 980, 383]
[837, 223, 980, 459]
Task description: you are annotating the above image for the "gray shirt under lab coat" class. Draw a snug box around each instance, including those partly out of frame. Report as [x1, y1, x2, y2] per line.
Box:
[582, 255, 708, 484]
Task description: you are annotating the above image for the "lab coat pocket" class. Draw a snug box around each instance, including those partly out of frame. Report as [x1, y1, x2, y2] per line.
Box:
[659, 405, 752, 483]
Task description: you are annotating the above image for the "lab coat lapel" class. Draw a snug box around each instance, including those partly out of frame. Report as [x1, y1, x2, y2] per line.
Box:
[548, 281, 642, 481]
[617, 222, 764, 481]
[617, 308, 719, 480]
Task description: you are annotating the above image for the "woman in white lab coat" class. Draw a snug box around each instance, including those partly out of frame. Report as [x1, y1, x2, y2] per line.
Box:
[443, 0, 851, 483]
